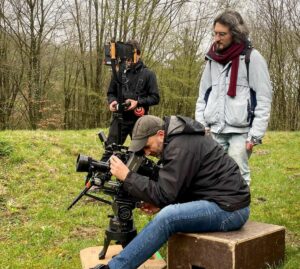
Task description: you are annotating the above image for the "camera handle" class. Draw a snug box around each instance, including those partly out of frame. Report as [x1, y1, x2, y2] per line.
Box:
[67, 175, 112, 210]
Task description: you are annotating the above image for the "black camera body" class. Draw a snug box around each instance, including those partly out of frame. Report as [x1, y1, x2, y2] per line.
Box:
[104, 41, 136, 66]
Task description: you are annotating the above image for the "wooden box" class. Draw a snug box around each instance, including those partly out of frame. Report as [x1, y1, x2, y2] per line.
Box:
[80, 245, 167, 269]
[167, 221, 285, 269]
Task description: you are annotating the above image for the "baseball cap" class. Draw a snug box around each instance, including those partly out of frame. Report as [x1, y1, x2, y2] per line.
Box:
[129, 115, 164, 152]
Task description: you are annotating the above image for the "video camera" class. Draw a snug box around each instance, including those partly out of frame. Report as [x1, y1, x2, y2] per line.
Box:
[68, 131, 158, 259]
[104, 41, 137, 66]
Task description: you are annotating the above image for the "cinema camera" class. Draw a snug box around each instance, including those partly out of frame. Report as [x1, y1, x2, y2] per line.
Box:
[104, 41, 137, 66]
[67, 131, 158, 259]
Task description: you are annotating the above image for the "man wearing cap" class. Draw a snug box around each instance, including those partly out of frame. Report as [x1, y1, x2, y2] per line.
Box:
[92, 115, 250, 269]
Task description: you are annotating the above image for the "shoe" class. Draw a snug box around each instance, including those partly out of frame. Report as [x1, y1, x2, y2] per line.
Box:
[90, 264, 109, 269]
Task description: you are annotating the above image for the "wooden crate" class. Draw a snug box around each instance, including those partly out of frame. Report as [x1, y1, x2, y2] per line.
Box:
[168, 221, 285, 269]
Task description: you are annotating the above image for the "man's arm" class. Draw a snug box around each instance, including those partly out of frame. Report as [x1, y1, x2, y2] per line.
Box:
[195, 62, 211, 127]
[136, 70, 160, 107]
[247, 50, 273, 143]
[123, 146, 196, 208]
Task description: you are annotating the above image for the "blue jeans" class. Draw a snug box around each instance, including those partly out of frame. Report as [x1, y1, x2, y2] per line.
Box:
[108, 201, 250, 269]
[211, 133, 252, 185]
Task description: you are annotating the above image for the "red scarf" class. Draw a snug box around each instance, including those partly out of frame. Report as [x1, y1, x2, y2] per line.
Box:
[207, 42, 245, 97]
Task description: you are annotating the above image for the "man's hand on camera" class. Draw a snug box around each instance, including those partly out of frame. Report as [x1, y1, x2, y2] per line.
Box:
[109, 155, 129, 180]
[126, 99, 138, 110]
[205, 127, 211, 135]
[140, 202, 160, 215]
[109, 100, 118, 112]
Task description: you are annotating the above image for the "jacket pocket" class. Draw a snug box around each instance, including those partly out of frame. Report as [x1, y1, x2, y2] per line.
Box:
[225, 84, 250, 127]
[204, 85, 219, 125]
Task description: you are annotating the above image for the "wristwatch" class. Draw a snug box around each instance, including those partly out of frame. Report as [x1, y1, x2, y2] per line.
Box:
[248, 136, 262, 145]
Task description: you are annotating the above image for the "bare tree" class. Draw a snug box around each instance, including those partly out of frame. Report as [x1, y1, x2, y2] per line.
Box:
[0, 3, 22, 129]
[249, 0, 300, 130]
[1, 0, 64, 129]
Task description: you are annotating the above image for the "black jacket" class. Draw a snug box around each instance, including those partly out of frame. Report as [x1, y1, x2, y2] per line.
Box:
[107, 60, 160, 121]
[124, 116, 250, 211]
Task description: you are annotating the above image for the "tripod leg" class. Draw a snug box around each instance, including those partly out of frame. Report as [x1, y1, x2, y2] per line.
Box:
[99, 234, 111, 260]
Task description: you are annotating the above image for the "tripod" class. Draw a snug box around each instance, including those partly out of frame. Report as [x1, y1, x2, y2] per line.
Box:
[98, 198, 137, 259]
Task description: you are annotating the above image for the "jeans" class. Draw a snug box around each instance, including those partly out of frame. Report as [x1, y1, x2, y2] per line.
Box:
[211, 133, 252, 185]
[108, 201, 250, 269]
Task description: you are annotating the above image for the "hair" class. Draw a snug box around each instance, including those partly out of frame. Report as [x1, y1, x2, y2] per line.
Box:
[213, 9, 249, 43]
[126, 39, 141, 55]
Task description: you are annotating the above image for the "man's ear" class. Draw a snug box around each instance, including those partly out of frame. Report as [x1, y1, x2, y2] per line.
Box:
[157, 130, 165, 137]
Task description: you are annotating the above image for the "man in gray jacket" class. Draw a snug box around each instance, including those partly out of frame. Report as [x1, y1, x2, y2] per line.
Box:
[195, 10, 272, 185]
[92, 115, 250, 269]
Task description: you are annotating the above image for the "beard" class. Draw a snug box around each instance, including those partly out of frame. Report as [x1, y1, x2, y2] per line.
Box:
[215, 42, 231, 53]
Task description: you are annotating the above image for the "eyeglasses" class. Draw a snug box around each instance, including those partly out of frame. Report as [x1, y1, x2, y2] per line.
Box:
[212, 32, 229, 38]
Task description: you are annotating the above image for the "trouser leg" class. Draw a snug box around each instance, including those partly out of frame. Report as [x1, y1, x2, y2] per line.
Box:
[227, 133, 252, 185]
[212, 133, 251, 185]
[108, 201, 250, 269]
[101, 117, 134, 162]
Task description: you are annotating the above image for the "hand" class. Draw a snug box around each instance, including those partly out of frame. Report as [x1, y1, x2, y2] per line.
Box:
[109, 155, 130, 181]
[126, 99, 138, 110]
[205, 127, 211, 135]
[109, 101, 118, 112]
[140, 202, 160, 215]
[246, 141, 254, 151]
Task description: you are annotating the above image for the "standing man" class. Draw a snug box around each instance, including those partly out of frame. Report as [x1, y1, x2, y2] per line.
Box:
[105, 39, 160, 152]
[195, 10, 272, 185]
[92, 115, 250, 269]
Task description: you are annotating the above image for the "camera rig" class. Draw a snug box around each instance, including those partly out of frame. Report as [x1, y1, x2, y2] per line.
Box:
[67, 131, 158, 259]
[104, 41, 140, 144]
[104, 41, 137, 67]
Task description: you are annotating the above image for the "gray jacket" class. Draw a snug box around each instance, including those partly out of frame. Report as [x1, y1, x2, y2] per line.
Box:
[195, 49, 272, 142]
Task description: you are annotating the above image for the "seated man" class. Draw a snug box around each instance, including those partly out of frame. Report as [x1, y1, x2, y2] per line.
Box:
[93, 115, 250, 269]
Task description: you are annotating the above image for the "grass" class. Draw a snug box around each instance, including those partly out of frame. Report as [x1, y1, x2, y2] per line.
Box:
[0, 130, 299, 268]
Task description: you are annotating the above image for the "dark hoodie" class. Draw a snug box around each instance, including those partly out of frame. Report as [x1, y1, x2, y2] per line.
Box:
[124, 115, 250, 211]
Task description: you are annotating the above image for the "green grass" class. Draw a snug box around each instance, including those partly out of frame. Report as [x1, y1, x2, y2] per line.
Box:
[0, 130, 299, 268]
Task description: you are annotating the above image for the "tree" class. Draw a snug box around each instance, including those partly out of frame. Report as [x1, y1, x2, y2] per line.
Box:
[0, 2, 21, 129]
[1, 0, 64, 129]
[249, 0, 300, 130]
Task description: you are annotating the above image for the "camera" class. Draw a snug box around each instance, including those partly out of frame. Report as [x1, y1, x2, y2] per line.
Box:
[104, 41, 137, 66]
[67, 131, 158, 259]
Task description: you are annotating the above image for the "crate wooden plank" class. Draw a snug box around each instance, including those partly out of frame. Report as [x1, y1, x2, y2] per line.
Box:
[80, 245, 167, 269]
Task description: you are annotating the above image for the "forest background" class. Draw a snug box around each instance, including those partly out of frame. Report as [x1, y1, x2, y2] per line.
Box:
[0, 0, 299, 131]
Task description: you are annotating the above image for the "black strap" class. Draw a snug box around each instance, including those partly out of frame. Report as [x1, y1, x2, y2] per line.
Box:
[245, 46, 252, 83]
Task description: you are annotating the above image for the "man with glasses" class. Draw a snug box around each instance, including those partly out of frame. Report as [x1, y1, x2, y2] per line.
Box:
[195, 10, 273, 185]
[92, 115, 250, 269]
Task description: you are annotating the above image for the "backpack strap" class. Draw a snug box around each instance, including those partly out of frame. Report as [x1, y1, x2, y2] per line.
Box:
[244, 45, 253, 83]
